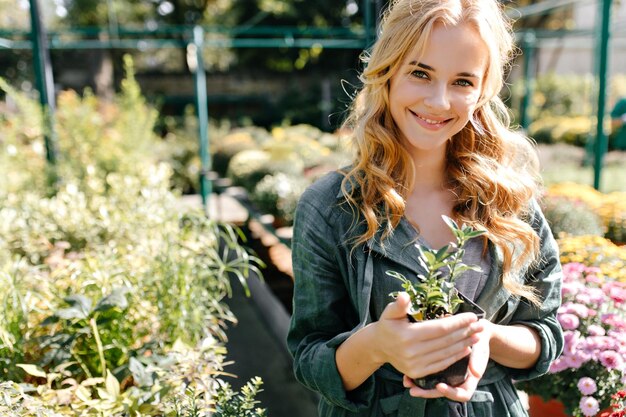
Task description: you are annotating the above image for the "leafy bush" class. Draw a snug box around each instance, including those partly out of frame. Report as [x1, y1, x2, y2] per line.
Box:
[528, 116, 595, 146]
[516, 263, 626, 416]
[558, 235, 626, 283]
[212, 130, 262, 177]
[509, 73, 626, 147]
[596, 192, 626, 245]
[545, 183, 626, 245]
[531, 73, 595, 119]
[0, 60, 266, 415]
[219, 123, 351, 225]
[0, 57, 160, 196]
[251, 173, 309, 226]
[540, 194, 604, 239]
[508, 73, 595, 122]
[226, 149, 273, 191]
[226, 148, 304, 193]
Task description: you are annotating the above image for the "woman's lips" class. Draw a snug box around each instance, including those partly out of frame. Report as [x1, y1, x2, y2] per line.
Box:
[409, 110, 452, 131]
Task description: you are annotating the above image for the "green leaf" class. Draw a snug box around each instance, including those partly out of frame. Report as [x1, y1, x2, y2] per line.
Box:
[453, 265, 483, 274]
[435, 245, 450, 261]
[465, 230, 487, 239]
[41, 315, 60, 325]
[54, 306, 89, 320]
[16, 364, 46, 378]
[105, 369, 120, 398]
[442, 215, 462, 240]
[76, 385, 92, 402]
[129, 357, 155, 387]
[385, 270, 406, 281]
[94, 287, 131, 312]
[441, 215, 459, 231]
[62, 294, 92, 318]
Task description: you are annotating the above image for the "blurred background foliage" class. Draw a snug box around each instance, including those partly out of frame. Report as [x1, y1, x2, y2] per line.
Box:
[1, 0, 610, 130]
[0, 57, 268, 416]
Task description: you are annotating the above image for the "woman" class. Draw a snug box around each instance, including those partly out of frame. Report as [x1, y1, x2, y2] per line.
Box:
[287, 0, 564, 416]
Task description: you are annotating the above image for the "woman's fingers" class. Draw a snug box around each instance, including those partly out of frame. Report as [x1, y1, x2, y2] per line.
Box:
[413, 313, 483, 341]
[403, 375, 445, 399]
[380, 292, 412, 320]
[385, 317, 484, 378]
[404, 375, 479, 402]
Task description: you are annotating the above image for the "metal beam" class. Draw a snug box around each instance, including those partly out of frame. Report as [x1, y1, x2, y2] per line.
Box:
[188, 26, 211, 213]
[28, 0, 58, 166]
[519, 31, 537, 130]
[593, 0, 613, 190]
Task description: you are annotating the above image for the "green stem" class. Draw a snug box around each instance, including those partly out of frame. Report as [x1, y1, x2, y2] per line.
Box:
[447, 247, 464, 282]
[90, 317, 107, 378]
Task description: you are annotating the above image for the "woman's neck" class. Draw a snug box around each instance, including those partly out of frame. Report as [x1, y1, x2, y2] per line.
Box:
[409, 145, 448, 194]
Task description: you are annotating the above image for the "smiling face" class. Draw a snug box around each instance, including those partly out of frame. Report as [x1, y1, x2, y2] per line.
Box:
[388, 22, 489, 157]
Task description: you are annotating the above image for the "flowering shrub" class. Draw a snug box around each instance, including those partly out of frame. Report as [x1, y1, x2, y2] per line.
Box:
[540, 194, 604, 238]
[547, 183, 603, 211]
[545, 183, 626, 244]
[597, 192, 626, 244]
[600, 390, 626, 417]
[516, 263, 626, 416]
[558, 236, 626, 283]
[0, 63, 267, 416]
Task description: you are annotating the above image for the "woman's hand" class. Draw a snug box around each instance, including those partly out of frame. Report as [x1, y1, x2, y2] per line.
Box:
[403, 318, 493, 401]
[372, 293, 484, 381]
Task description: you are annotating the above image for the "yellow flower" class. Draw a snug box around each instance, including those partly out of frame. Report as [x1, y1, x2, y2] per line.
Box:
[558, 235, 626, 282]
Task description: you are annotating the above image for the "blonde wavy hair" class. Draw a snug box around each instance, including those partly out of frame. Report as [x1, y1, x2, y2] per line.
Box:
[341, 0, 542, 303]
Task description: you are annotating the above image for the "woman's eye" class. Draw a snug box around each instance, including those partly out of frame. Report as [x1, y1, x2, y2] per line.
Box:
[411, 70, 429, 79]
[455, 79, 474, 87]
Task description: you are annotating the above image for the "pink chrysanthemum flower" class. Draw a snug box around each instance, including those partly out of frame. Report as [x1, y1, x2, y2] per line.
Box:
[587, 325, 606, 336]
[579, 396, 600, 417]
[577, 377, 597, 395]
[549, 358, 568, 373]
[559, 313, 581, 330]
[564, 353, 586, 369]
[599, 350, 623, 370]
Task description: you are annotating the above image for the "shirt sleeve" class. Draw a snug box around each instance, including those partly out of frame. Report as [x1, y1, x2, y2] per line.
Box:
[507, 199, 564, 381]
[611, 99, 626, 119]
[286, 188, 376, 412]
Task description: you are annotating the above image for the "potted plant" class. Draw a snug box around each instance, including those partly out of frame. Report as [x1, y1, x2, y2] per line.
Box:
[516, 262, 626, 417]
[387, 216, 486, 389]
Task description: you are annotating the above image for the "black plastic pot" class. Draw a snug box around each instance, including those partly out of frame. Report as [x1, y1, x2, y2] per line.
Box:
[409, 292, 486, 390]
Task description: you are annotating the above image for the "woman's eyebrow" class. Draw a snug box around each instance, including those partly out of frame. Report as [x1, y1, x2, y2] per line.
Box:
[408, 60, 480, 79]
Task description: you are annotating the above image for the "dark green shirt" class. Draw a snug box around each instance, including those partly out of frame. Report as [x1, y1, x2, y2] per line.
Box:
[611, 98, 626, 150]
[287, 171, 564, 417]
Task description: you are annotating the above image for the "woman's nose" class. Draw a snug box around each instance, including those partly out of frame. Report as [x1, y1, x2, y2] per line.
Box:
[423, 83, 451, 112]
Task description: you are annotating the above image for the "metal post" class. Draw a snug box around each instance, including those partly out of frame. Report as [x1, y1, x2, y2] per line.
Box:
[363, 0, 372, 48]
[593, 0, 612, 190]
[188, 26, 211, 213]
[29, 0, 57, 165]
[519, 31, 536, 131]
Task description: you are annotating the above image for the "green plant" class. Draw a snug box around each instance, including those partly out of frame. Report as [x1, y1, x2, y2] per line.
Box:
[2, 339, 268, 417]
[226, 149, 272, 191]
[0, 73, 267, 414]
[211, 130, 263, 177]
[540, 195, 605, 239]
[528, 116, 596, 146]
[250, 173, 309, 226]
[213, 377, 267, 417]
[0, 56, 162, 197]
[387, 216, 486, 321]
[38, 289, 133, 380]
[516, 263, 626, 417]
